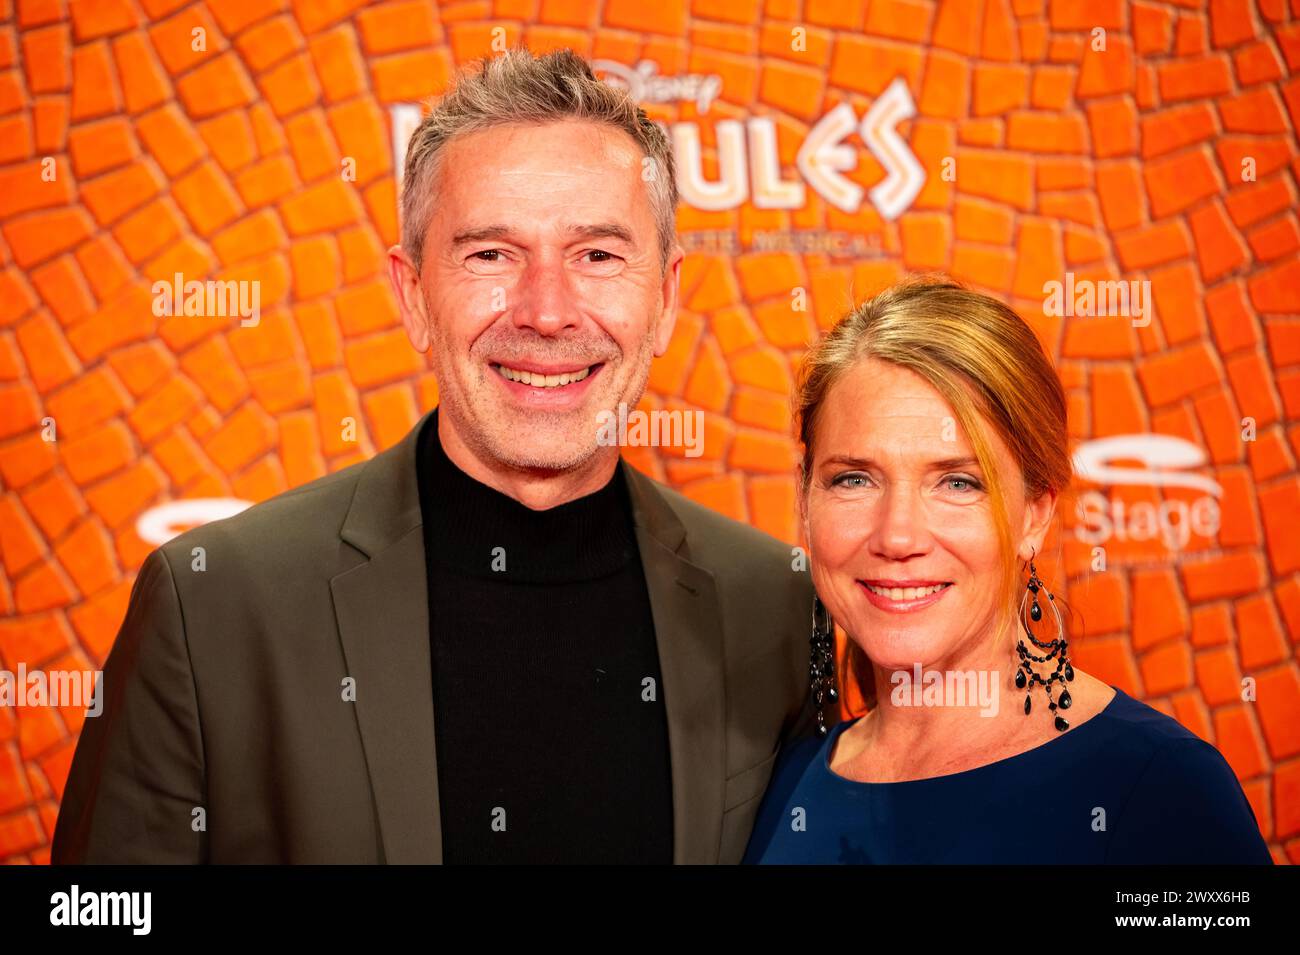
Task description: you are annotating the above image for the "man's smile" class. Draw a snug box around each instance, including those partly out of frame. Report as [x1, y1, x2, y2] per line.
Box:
[488, 360, 607, 404]
[491, 361, 603, 388]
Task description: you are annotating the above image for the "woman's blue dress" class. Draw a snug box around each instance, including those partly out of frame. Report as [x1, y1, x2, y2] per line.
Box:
[743, 686, 1273, 864]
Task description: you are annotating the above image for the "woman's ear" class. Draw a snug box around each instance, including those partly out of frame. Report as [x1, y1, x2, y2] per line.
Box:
[796, 470, 811, 544]
[1019, 487, 1058, 560]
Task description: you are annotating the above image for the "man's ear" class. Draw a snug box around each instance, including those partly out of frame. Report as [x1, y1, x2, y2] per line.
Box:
[652, 244, 685, 356]
[388, 245, 430, 352]
[1019, 487, 1058, 560]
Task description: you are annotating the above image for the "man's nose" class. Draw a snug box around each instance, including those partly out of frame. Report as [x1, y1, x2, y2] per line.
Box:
[509, 256, 582, 336]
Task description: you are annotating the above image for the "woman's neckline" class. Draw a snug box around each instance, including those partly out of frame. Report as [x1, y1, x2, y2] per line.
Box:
[823, 684, 1124, 786]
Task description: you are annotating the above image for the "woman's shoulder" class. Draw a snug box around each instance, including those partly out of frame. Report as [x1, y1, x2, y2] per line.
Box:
[769, 720, 841, 780]
[1078, 684, 1208, 757]
[1094, 685, 1198, 738]
[741, 722, 844, 863]
[752, 718, 853, 811]
[1085, 687, 1248, 794]
[1096, 689, 1273, 863]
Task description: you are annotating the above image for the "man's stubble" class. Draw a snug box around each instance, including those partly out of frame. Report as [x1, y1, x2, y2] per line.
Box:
[422, 293, 660, 476]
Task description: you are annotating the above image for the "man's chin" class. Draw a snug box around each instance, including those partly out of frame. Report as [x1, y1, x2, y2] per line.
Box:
[495, 445, 604, 474]
[481, 427, 606, 474]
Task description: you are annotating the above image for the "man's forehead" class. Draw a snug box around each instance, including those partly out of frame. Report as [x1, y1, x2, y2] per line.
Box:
[437, 133, 645, 211]
[447, 221, 637, 247]
[445, 119, 640, 166]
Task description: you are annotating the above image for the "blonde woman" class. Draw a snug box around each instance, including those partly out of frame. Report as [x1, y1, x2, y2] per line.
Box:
[744, 278, 1272, 864]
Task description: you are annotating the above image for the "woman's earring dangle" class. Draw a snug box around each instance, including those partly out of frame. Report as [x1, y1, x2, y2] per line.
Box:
[1015, 549, 1073, 732]
[809, 593, 839, 737]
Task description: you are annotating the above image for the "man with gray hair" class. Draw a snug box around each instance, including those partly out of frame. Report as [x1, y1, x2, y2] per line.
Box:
[53, 47, 813, 864]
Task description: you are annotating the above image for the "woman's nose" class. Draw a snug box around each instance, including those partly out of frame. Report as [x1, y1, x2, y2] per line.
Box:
[870, 484, 930, 559]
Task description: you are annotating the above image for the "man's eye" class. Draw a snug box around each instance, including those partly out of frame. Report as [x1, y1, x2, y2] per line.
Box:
[471, 250, 503, 262]
[584, 250, 616, 262]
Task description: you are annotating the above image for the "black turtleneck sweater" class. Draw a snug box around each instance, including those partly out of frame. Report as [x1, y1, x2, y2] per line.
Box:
[415, 408, 674, 863]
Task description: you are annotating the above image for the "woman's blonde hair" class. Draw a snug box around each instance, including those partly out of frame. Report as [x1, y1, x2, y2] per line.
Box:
[794, 276, 1073, 712]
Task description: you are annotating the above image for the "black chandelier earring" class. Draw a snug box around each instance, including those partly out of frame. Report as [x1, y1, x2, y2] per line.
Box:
[810, 593, 839, 737]
[1015, 548, 1074, 732]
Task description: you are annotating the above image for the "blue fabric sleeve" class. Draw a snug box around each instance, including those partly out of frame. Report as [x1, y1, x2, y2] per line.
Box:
[1104, 737, 1273, 864]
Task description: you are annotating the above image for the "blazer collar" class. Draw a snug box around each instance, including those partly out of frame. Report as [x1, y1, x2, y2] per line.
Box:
[338, 408, 688, 557]
[331, 409, 726, 863]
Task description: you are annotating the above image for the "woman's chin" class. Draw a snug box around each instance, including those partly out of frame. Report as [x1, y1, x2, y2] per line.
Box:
[857, 628, 951, 665]
[855, 638, 947, 673]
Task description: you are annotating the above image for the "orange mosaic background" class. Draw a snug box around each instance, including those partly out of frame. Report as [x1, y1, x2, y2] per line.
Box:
[1, 0, 1298, 864]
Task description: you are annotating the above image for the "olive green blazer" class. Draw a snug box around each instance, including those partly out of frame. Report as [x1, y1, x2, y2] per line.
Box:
[52, 409, 815, 864]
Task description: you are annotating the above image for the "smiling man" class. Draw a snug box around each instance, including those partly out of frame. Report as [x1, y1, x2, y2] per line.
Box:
[52, 47, 813, 864]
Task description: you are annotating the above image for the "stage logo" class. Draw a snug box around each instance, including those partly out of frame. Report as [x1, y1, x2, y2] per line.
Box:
[1072, 434, 1222, 552]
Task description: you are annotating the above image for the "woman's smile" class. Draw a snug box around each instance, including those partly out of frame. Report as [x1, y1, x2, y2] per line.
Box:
[858, 579, 954, 613]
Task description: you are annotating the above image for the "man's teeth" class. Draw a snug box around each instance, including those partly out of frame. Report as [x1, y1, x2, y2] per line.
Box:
[494, 364, 592, 387]
[865, 582, 950, 600]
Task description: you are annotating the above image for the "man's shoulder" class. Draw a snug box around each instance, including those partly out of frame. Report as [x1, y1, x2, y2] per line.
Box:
[644, 471, 795, 555]
[157, 455, 371, 569]
[631, 467, 813, 725]
[629, 465, 809, 596]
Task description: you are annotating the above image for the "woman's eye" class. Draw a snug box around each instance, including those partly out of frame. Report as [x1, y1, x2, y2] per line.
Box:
[944, 475, 983, 493]
[831, 473, 870, 488]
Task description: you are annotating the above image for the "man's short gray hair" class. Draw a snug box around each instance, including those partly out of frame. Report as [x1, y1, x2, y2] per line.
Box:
[400, 47, 679, 276]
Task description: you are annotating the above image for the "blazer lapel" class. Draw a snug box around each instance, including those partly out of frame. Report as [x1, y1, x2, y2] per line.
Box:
[328, 409, 727, 866]
[621, 460, 727, 865]
[331, 409, 442, 863]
